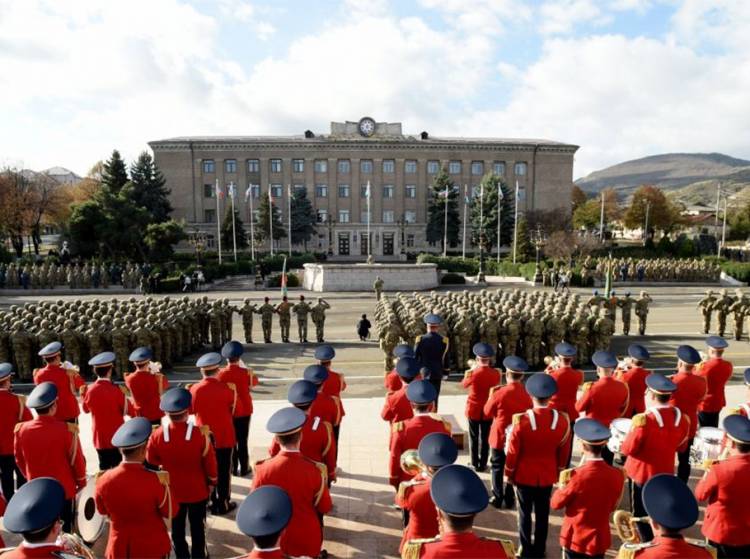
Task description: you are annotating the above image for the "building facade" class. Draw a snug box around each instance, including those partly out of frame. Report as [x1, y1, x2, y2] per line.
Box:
[149, 118, 578, 258]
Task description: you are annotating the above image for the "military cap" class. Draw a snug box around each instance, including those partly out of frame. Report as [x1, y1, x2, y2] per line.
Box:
[472, 342, 495, 358]
[0, 362, 14, 381]
[642, 474, 699, 531]
[221, 340, 244, 360]
[287, 380, 318, 406]
[502, 355, 529, 373]
[88, 351, 116, 368]
[574, 418, 610, 444]
[3, 477, 65, 534]
[418, 433, 458, 468]
[237, 486, 292, 537]
[396, 357, 420, 380]
[393, 344, 415, 359]
[724, 414, 750, 444]
[676, 345, 701, 365]
[303, 364, 329, 384]
[554, 342, 576, 357]
[526, 373, 558, 399]
[627, 344, 650, 361]
[27, 382, 58, 409]
[744, 368, 750, 385]
[645, 373, 677, 394]
[591, 351, 617, 369]
[160, 388, 192, 413]
[314, 345, 336, 361]
[38, 341, 62, 357]
[266, 407, 306, 435]
[430, 464, 489, 516]
[129, 347, 153, 363]
[111, 417, 152, 449]
[406, 379, 437, 404]
[196, 352, 223, 369]
[423, 313, 442, 325]
[706, 335, 728, 349]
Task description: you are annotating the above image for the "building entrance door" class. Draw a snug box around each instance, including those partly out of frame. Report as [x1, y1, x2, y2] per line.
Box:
[383, 233, 394, 256]
[360, 233, 369, 256]
[338, 233, 350, 255]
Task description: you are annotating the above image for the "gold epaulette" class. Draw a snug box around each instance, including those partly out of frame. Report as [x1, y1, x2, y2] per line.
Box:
[415, 335, 422, 344]
[617, 541, 656, 559]
[397, 478, 424, 501]
[489, 385, 499, 396]
[481, 538, 516, 557]
[155, 470, 170, 486]
[227, 382, 237, 392]
[402, 537, 439, 559]
[558, 467, 574, 487]
[728, 407, 742, 416]
[14, 422, 23, 434]
[632, 413, 647, 428]
[512, 412, 524, 426]
[392, 421, 404, 433]
[67, 423, 79, 435]
[687, 539, 717, 558]
[463, 370, 472, 380]
[185, 383, 194, 391]
[79, 385, 88, 397]
[119, 385, 130, 396]
[582, 381, 593, 393]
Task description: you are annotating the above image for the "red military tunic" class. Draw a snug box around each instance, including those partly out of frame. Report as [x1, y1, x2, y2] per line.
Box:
[405, 532, 514, 558]
[0, 543, 72, 558]
[385, 369, 401, 393]
[381, 386, 414, 425]
[189, 377, 236, 450]
[244, 549, 284, 559]
[14, 415, 86, 499]
[33, 364, 83, 422]
[309, 392, 341, 428]
[548, 365, 584, 421]
[461, 365, 501, 421]
[395, 474, 438, 553]
[95, 462, 176, 559]
[696, 358, 733, 413]
[252, 450, 333, 559]
[146, 420, 218, 504]
[484, 382, 533, 450]
[217, 363, 258, 418]
[575, 377, 629, 427]
[0, 389, 31, 455]
[669, 372, 707, 438]
[321, 368, 346, 421]
[80, 379, 129, 450]
[505, 407, 571, 486]
[616, 366, 651, 416]
[695, 453, 750, 546]
[389, 413, 451, 487]
[622, 407, 690, 485]
[551, 459, 625, 556]
[124, 369, 168, 422]
[269, 415, 336, 481]
[617, 536, 715, 558]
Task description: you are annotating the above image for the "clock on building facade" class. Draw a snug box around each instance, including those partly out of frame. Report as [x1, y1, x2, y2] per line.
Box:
[358, 117, 376, 137]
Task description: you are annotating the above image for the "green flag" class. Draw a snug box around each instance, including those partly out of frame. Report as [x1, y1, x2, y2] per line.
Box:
[281, 256, 288, 297]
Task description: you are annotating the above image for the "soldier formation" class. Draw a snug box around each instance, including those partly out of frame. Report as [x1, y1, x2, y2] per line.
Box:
[0, 261, 144, 290]
[584, 256, 721, 284]
[698, 288, 749, 340]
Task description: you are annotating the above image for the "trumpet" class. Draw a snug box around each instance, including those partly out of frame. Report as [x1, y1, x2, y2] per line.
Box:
[543, 356, 559, 369]
[400, 449, 425, 477]
[59, 532, 96, 559]
[148, 361, 163, 374]
[613, 510, 649, 544]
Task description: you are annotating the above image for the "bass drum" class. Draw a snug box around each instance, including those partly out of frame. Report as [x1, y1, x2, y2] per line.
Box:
[690, 427, 724, 467]
[76, 477, 107, 545]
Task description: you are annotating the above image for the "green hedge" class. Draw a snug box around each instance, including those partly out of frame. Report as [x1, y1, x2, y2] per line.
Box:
[440, 272, 466, 285]
[721, 262, 750, 283]
[416, 254, 479, 274]
[159, 277, 182, 292]
[267, 273, 301, 288]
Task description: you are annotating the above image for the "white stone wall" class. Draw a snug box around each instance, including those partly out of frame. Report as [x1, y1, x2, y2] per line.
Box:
[303, 263, 439, 292]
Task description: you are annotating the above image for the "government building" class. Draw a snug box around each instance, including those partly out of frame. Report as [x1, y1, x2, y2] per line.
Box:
[149, 118, 578, 258]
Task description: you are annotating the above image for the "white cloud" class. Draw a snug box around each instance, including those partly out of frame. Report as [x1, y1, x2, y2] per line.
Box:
[418, 0, 532, 36]
[538, 0, 613, 35]
[609, 0, 653, 13]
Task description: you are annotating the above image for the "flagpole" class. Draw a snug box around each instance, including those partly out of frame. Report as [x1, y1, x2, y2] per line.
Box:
[462, 184, 467, 260]
[216, 179, 222, 265]
[249, 186, 256, 261]
[442, 184, 449, 258]
[287, 185, 292, 257]
[268, 186, 274, 256]
[229, 182, 238, 262]
[497, 184, 503, 263]
[366, 180, 371, 258]
[599, 191, 605, 242]
[512, 180, 519, 264]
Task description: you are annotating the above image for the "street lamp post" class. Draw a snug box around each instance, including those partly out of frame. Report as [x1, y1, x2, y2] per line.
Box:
[188, 231, 207, 266]
[532, 225, 547, 284]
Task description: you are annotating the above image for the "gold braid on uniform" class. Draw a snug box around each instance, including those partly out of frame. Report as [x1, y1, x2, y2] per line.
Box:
[402, 537, 438, 559]
[155, 470, 173, 528]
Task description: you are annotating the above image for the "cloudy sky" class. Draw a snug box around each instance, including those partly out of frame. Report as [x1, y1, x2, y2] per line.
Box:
[1, 0, 748, 178]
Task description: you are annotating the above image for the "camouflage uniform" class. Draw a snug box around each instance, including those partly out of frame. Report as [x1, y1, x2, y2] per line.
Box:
[617, 293, 634, 336]
[237, 299, 257, 343]
[310, 298, 331, 343]
[275, 298, 293, 343]
[634, 291, 653, 336]
[697, 290, 716, 335]
[257, 300, 276, 343]
[292, 296, 312, 343]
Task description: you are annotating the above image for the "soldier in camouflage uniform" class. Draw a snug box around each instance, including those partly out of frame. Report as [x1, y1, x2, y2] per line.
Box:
[592, 307, 615, 351]
[478, 308, 501, 361]
[617, 292, 634, 336]
[379, 317, 401, 371]
[503, 310, 521, 357]
[60, 320, 83, 369]
[570, 310, 591, 363]
[310, 297, 331, 343]
[713, 289, 734, 338]
[373, 276, 384, 301]
[634, 291, 653, 336]
[697, 290, 717, 335]
[452, 310, 474, 373]
[110, 317, 132, 377]
[257, 297, 276, 343]
[729, 290, 748, 341]
[275, 296, 293, 343]
[291, 295, 312, 343]
[237, 299, 257, 343]
[524, 311, 544, 367]
[10, 321, 34, 380]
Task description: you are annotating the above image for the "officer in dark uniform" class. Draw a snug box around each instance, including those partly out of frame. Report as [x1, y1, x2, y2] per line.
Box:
[236, 486, 293, 559]
[414, 314, 449, 410]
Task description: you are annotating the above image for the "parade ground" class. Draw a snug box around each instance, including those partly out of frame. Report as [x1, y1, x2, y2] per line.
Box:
[1, 282, 748, 557]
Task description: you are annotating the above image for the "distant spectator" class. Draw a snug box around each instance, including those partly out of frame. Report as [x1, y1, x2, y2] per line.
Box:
[357, 314, 371, 341]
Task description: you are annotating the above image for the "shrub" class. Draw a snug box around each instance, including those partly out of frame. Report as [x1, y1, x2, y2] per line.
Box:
[416, 254, 479, 275]
[440, 272, 466, 284]
[158, 277, 182, 292]
[267, 272, 301, 288]
[721, 262, 750, 283]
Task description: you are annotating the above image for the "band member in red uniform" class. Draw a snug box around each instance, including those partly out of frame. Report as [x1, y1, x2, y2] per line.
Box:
[695, 414, 750, 558]
[303, 364, 342, 447]
[81, 351, 129, 471]
[697, 336, 733, 428]
[506, 373, 571, 558]
[401, 464, 515, 558]
[551, 418, 625, 559]
[462, 343, 501, 472]
[385, 345, 416, 393]
[189, 352, 236, 515]
[32, 342, 83, 423]
[389, 380, 451, 489]
[615, 344, 652, 417]
[252, 407, 332, 559]
[731, 368, 750, 417]
[95, 417, 176, 559]
[217, 341, 258, 477]
[669, 344, 707, 483]
[615, 474, 715, 559]
[147, 388, 217, 559]
[396, 433, 457, 553]
[124, 347, 168, 425]
[0, 363, 31, 501]
[236, 486, 292, 559]
[576, 350, 629, 465]
[14, 382, 86, 533]
[547, 342, 583, 467]
[316, 345, 346, 443]
[381, 357, 421, 429]
[621, 374, 690, 543]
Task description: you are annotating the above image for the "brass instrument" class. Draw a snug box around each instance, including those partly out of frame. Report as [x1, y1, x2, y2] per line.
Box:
[148, 361, 163, 374]
[59, 532, 96, 559]
[613, 510, 649, 544]
[543, 355, 559, 369]
[400, 449, 425, 476]
[557, 467, 573, 487]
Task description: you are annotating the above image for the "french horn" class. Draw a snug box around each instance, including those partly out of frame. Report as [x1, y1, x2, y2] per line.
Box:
[400, 449, 425, 477]
[613, 510, 649, 544]
[59, 532, 96, 559]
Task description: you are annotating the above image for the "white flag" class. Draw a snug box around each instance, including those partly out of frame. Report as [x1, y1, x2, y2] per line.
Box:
[228, 183, 236, 199]
[365, 180, 371, 198]
[245, 184, 253, 201]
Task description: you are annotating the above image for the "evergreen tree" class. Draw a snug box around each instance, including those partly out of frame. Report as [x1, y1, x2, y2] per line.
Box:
[220, 206, 248, 250]
[101, 150, 129, 195]
[255, 193, 286, 247]
[511, 215, 532, 262]
[468, 174, 514, 252]
[426, 169, 460, 250]
[129, 151, 173, 222]
[290, 188, 316, 250]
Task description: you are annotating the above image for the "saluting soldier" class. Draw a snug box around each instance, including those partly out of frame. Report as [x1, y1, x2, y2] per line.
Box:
[257, 297, 276, 343]
[0, 363, 31, 501]
[634, 291, 652, 335]
[414, 313, 450, 410]
[615, 344, 652, 417]
[33, 341, 84, 424]
[236, 486, 292, 559]
[316, 345, 347, 443]
[696, 336, 733, 428]
[291, 295, 312, 343]
[275, 296, 293, 343]
[125, 347, 168, 426]
[310, 297, 331, 343]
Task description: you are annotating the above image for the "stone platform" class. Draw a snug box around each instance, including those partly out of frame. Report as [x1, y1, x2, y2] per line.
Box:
[303, 263, 439, 292]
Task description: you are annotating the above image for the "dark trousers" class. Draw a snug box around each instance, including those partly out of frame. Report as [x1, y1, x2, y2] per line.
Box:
[490, 448, 515, 505]
[677, 437, 694, 483]
[212, 447, 233, 512]
[601, 445, 614, 466]
[173, 500, 208, 558]
[96, 448, 122, 471]
[699, 411, 720, 428]
[232, 416, 251, 475]
[564, 549, 603, 559]
[516, 484, 552, 558]
[629, 480, 653, 542]
[61, 498, 74, 533]
[468, 419, 491, 470]
[0, 454, 26, 501]
[428, 375, 442, 411]
[708, 540, 750, 559]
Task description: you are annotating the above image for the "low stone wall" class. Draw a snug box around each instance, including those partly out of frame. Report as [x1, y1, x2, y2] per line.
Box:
[303, 263, 439, 292]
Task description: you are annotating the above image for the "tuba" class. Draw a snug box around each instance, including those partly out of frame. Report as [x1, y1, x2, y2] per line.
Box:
[59, 532, 96, 559]
[400, 449, 425, 477]
[613, 510, 649, 544]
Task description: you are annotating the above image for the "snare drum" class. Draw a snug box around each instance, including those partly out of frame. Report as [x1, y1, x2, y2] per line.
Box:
[690, 427, 724, 467]
[607, 418, 632, 455]
[76, 477, 107, 545]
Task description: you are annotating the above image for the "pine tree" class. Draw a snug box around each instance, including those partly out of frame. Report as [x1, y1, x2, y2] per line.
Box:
[129, 151, 173, 222]
[101, 150, 129, 195]
[290, 188, 316, 250]
[255, 194, 286, 247]
[512, 215, 532, 263]
[468, 174, 514, 252]
[425, 169, 460, 250]
[220, 206, 248, 250]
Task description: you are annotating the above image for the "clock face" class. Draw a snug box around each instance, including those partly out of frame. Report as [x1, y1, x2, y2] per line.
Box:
[358, 117, 376, 137]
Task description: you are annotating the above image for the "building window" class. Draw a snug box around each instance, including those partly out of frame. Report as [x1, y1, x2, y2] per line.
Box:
[405, 160, 417, 174]
[405, 210, 417, 223]
[293, 184, 305, 195]
[338, 210, 350, 223]
[360, 159, 373, 174]
[493, 161, 505, 176]
[270, 184, 283, 198]
[314, 160, 328, 173]
[203, 184, 214, 198]
[206, 235, 216, 248]
[405, 184, 416, 198]
[382, 159, 395, 174]
[427, 160, 440, 174]
[471, 185, 480, 198]
[270, 159, 282, 173]
[337, 159, 351, 174]
[383, 185, 394, 199]
[471, 161, 483, 175]
[224, 159, 237, 173]
[360, 184, 370, 198]
[315, 184, 328, 198]
[248, 184, 260, 199]
[448, 161, 461, 174]
[317, 209, 328, 223]
[292, 159, 305, 173]
[202, 159, 215, 174]
[248, 159, 260, 173]
[338, 184, 350, 198]
[204, 209, 216, 223]
[360, 211, 371, 223]
[383, 210, 395, 223]
[515, 162, 527, 176]
[407, 234, 415, 247]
